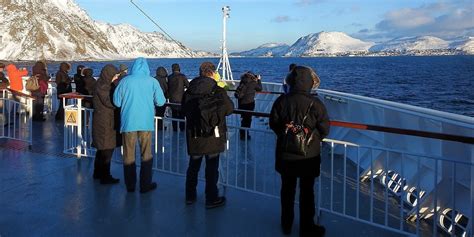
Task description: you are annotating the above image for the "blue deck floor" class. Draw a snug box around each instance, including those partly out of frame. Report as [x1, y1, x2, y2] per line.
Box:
[0, 119, 405, 237]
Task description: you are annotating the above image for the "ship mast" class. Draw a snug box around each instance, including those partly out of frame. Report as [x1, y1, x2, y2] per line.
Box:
[217, 6, 234, 82]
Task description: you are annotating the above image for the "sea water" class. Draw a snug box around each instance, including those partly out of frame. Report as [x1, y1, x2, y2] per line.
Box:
[14, 56, 474, 117]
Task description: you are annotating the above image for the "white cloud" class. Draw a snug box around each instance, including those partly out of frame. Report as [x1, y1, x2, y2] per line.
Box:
[271, 15, 298, 23]
[354, 1, 474, 41]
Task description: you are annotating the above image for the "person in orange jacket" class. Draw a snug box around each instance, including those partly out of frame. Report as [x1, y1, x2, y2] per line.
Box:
[5, 64, 28, 92]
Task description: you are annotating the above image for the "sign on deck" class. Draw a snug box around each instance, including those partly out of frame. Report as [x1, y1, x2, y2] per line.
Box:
[65, 110, 79, 126]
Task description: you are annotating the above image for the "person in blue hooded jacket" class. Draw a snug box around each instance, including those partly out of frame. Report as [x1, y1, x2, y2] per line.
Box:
[113, 58, 166, 193]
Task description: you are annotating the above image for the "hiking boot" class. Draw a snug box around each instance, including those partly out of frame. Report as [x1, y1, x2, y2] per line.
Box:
[100, 175, 120, 185]
[205, 196, 226, 209]
[300, 224, 325, 237]
[140, 182, 157, 193]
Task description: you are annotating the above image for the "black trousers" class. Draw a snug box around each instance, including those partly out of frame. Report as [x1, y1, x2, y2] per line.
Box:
[94, 149, 114, 179]
[280, 175, 316, 229]
[171, 107, 185, 131]
[55, 98, 64, 120]
[185, 154, 219, 202]
[32, 93, 44, 120]
[238, 102, 255, 136]
[156, 106, 166, 130]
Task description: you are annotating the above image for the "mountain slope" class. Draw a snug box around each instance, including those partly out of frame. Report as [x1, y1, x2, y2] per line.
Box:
[0, 0, 203, 60]
[285, 31, 375, 56]
[449, 37, 474, 54]
[232, 43, 290, 57]
[369, 36, 450, 52]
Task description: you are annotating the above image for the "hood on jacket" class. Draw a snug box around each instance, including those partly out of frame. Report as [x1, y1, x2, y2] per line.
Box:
[130, 57, 151, 77]
[188, 76, 217, 95]
[76, 65, 85, 75]
[59, 62, 71, 73]
[5, 64, 18, 72]
[240, 72, 257, 84]
[83, 68, 94, 78]
[32, 61, 47, 76]
[156, 67, 168, 78]
[97, 64, 118, 86]
[286, 66, 320, 93]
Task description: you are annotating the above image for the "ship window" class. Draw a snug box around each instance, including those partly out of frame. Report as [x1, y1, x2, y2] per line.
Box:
[439, 208, 468, 237]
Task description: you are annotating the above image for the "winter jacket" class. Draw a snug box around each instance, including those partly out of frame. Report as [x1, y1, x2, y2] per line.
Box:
[56, 63, 72, 96]
[6, 64, 28, 92]
[182, 76, 234, 156]
[167, 71, 189, 103]
[270, 66, 330, 177]
[155, 67, 169, 99]
[235, 74, 263, 105]
[113, 58, 166, 133]
[32, 61, 51, 95]
[81, 69, 96, 108]
[92, 65, 121, 150]
[82, 69, 96, 96]
[0, 72, 9, 90]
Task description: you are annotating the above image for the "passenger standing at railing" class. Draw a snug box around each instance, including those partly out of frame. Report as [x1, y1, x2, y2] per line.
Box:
[167, 63, 188, 131]
[270, 66, 330, 237]
[73, 65, 85, 94]
[154, 66, 169, 130]
[182, 62, 234, 209]
[116, 64, 128, 84]
[81, 68, 96, 108]
[0, 72, 9, 89]
[234, 71, 262, 140]
[31, 61, 50, 121]
[0, 72, 8, 126]
[92, 64, 121, 185]
[55, 62, 72, 120]
[5, 63, 28, 92]
[113, 58, 166, 193]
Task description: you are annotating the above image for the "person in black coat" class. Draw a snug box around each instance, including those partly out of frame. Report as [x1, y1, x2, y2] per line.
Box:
[155, 67, 169, 129]
[74, 65, 85, 93]
[234, 72, 262, 139]
[270, 66, 330, 237]
[55, 62, 72, 120]
[92, 64, 121, 185]
[182, 62, 234, 209]
[167, 63, 189, 131]
[82, 68, 96, 108]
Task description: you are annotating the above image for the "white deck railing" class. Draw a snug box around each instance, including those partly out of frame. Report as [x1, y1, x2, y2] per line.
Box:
[60, 94, 472, 237]
[0, 89, 33, 145]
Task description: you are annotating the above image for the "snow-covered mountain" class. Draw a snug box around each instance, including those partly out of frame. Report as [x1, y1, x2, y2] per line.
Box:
[449, 37, 474, 54]
[0, 0, 207, 61]
[369, 36, 450, 52]
[284, 32, 375, 56]
[231, 43, 290, 57]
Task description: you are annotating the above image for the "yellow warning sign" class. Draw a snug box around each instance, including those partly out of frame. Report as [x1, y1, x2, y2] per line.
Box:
[65, 110, 78, 126]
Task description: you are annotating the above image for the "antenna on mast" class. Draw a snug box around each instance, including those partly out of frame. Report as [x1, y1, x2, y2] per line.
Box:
[216, 6, 234, 83]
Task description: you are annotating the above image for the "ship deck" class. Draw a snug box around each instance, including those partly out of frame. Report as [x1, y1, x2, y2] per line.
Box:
[0, 119, 405, 237]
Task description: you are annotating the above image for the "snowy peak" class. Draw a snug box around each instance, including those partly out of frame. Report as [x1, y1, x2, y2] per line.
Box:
[449, 37, 474, 54]
[285, 31, 375, 56]
[0, 0, 206, 60]
[370, 36, 450, 52]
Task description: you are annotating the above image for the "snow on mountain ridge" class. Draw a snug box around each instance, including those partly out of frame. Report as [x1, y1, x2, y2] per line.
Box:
[285, 31, 374, 56]
[369, 36, 450, 52]
[0, 0, 207, 60]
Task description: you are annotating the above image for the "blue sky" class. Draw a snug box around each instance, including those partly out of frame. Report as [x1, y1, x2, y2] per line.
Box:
[75, 0, 474, 52]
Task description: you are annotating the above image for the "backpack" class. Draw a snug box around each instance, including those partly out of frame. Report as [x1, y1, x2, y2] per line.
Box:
[280, 101, 315, 156]
[188, 87, 222, 137]
[25, 75, 40, 91]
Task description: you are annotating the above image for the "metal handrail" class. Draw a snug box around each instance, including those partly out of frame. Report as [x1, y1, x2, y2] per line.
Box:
[164, 102, 474, 145]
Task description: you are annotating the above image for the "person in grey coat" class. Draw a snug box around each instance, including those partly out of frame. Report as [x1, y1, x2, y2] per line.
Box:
[92, 64, 121, 185]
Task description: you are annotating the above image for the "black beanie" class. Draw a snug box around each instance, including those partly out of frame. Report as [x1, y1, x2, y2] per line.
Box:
[172, 63, 180, 72]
